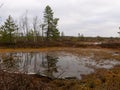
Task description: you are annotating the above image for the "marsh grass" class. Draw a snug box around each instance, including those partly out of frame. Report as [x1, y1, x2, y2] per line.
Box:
[49, 65, 120, 90]
[0, 48, 120, 90]
[0, 70, 54, 90]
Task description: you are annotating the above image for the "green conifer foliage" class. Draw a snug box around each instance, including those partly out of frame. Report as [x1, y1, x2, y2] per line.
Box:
[0, 15, 18, 44]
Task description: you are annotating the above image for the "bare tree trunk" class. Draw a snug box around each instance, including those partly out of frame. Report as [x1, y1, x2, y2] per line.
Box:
[41, 24, 46, 41]
[19, 11, 29, 43]
[24, 11, 29, 41]
[33, 16, 39, 43]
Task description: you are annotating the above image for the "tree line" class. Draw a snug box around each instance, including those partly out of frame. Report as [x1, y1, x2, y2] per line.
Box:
[0, 5, 60, 46]
[0, 5, 87, 47]
[0, 5, 120, 47]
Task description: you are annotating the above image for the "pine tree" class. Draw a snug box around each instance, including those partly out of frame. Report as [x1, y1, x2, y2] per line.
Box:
[43, 5, 60, 40]
[0, 15, 18, 44]
[52, 18, 60, 39]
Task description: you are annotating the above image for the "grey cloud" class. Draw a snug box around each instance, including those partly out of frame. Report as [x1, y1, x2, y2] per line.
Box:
[0, 0, 120, 37]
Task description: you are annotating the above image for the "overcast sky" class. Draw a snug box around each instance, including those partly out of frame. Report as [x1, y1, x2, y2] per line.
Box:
[0, 0, 120, 37]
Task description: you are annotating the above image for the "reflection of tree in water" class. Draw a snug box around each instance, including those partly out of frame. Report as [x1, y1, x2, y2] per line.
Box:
[42, 54, 58, 79]
[0, 52, 59, 79]
[1, 53, 20, 72]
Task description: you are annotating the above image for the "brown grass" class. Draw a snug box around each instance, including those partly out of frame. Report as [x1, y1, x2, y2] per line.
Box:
[1, 47, 120, 60]
[1, 65, 120, 90]
[0, 70, 55, 90]
[49, 65, 120, 90]
[0, 47, 120, 90]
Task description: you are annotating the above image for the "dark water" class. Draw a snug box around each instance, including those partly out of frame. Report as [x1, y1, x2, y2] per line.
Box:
[0, 51, 120, 79]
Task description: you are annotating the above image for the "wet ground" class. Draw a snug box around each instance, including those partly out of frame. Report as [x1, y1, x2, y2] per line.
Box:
[0, 50, 120, 79]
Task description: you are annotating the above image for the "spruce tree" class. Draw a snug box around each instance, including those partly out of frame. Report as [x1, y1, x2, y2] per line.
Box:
[0, 15, 18, 44]
[43, 5, 60, 40]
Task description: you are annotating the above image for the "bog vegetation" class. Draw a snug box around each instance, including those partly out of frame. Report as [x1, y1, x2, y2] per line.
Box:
[0, 5, 120, 90]
[0, 5, 60, 47]
[0, 5, 120, 48]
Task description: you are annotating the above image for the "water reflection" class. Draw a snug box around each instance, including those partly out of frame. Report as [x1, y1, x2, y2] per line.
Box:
[0, 53, 20, 72]
[42, 55, 58, 78]
[0, 52, 59, 79]
[0, 51, 120, 79]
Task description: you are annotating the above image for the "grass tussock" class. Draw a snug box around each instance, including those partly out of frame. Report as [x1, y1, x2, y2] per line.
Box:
[0, 70, 55, 90]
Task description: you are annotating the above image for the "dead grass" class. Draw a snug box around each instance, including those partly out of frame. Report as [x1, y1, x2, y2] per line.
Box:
[0, 70, 55, 90]
[0, 47, 120, 90]
[64, 48, 120, 61]
[0, 47, 120, 62]
[0, 47, 71, 53]
[49, 65, 120, 90]
[1, 66, 120, 90]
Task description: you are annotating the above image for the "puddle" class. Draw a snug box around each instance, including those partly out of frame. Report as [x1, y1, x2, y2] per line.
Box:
[0, 51, 120, 79]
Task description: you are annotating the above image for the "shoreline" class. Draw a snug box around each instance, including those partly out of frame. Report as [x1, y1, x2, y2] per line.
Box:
[0, 47, 120, 90]
[0, 47, 119, 52]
